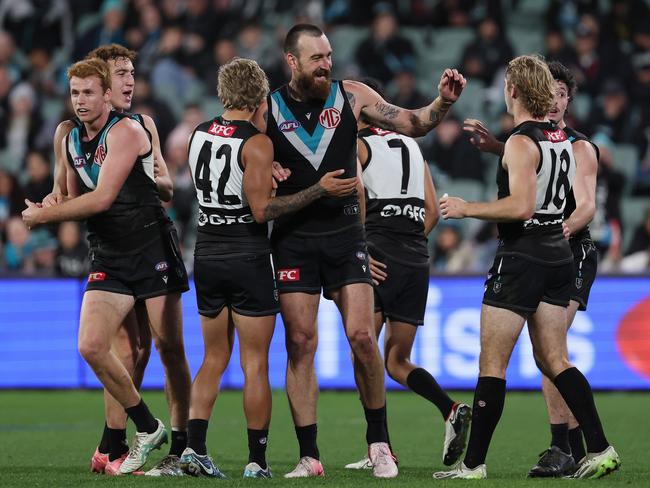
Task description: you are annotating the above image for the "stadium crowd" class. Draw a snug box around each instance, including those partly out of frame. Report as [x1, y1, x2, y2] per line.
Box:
[1, 0, 649, 276]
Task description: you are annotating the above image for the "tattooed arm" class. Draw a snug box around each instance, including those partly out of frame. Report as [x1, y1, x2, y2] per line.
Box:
[242, 134, 358, 223]
[344, 69, 466, 137]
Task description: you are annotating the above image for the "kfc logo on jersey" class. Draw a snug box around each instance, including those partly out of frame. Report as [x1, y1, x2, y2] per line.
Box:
[277, 268, 300, 282]
[319, 108, 341, 129]
[369, 127, 395, 136]
[279, 120, 301, 132]
[94, 145, 107, 166]
[88, 272, 106, 282]
[208, 122, 237, 137]
[543, 129, 567, 142]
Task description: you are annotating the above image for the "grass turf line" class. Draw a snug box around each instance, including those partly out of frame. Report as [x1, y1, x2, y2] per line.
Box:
[0, 390, 647, 487]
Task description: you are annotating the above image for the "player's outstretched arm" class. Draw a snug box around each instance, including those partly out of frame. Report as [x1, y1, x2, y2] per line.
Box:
[42, 120, 76, 207]
[23, 119, 146, 227]
[243, 134, 358, 223]
[440, 135, 537, 222]
[346, 69, 466, 137]
[563, 140, 597, 236]
[142, 114, 173, 202]
[463, 118, 505, 156]
[423, 162, 439, 235]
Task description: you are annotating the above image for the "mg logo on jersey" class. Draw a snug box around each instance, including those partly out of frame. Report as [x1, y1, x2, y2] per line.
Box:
[279, 120, 300, 132]
[543, 129, 567, 142]
[94, 145, 106, 166]
[88, 272, 106, 282]
[319, 108, 341, 129]
[208, 122, 237, 137]
[277, 268, 300, 282]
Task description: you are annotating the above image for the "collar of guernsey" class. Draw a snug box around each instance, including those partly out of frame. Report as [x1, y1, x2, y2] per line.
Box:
[68, 113, 122, 189]
[270, 81, 345, 171]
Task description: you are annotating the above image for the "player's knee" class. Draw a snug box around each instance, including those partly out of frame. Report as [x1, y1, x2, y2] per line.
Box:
[154, 337, 185, 365]
[385, 352, 409, 380]
[78, 337, 108, 365]
[286, 330, 317, 359]
[241, 358, 269, 379]
[348, 329, 376, 358]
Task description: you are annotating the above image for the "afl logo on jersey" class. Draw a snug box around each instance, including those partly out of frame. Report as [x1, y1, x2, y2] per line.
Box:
[279, 120, 300, 132]
[74, 157, 86, 168]
[94, 145, 106, 166]
[155, 261, 169, 272]
[319, 108, 341, 129]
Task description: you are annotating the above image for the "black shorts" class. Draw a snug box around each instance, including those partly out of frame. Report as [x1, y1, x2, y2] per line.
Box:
[482, 254, 574, 315]
[86, 226, 189, 300]
[194, 253, 280, 317]
[369, 247, 429, 326]
[271, 227, 372, 298]
[570, 237, 598, 311]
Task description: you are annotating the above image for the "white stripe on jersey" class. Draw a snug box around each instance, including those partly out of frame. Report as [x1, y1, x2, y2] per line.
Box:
[361, 131, 426, 200]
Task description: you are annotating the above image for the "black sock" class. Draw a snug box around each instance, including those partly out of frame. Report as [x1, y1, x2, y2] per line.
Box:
[384, 403, 393, 452]
[463, 376, 506, 469]
[364, 406, 388, 444]
[406, 368, 455, 420]
[98, 423, 110, 454]
[108, 427, 128, 462]
[569, 426, 586, 463]
[553, 368, 608, 453]
[550, 423, 570, 454]
[295, 424, 319, 460]
[248, 428, 269, 469]
[187, 419, 209, 455]
[169, 429, 187, 457]
[124, 399, 157, 434]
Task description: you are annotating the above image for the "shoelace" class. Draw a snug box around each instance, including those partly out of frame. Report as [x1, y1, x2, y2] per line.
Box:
[128, 432, 148, 459]
[372, 446, 390, 466]
[158, 455, 178, 470]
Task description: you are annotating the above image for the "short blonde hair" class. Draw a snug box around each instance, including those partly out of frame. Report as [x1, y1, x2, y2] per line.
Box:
[67, 58, 112, 92]
[505, 55, 555, 118]
[217, 58, 269, 112]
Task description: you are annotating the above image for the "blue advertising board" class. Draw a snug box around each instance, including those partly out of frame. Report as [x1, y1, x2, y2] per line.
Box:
[1, 277, 649, 389]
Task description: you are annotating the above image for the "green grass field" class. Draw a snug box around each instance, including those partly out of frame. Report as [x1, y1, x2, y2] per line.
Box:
[1, 390, 648, 487]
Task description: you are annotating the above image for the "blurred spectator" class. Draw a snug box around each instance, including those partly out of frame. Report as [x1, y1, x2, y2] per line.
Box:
[625, 207, 650, 257]
[601, 0, 650, 49]
[202, 38, 238, 94]
[0, 66, 11, 150]
[545, 0, 597, 34]
[124, 1, 163, 74]
[0, 29, 24, 81]
[423, 115, 485, 183]
[2, 82, 44, 174]
[237, 22, 285, 89]
[0, 0, 72, 53]
[22, 151, 53, 204]
[390, 70, 427, 109]
[2, 216, 35, 272]
[73, 0, 127, 60]
[354, 7, 416, 84]
[431, 223, 471, 272]
[586, 79, 633, 143]
[131, 76, 176, 148]
[590, 134, 626, 270]
[0, 169, 25, 226]
[431, 0, 472, 27]
[544, 29, 578, 68]
[460, 17, 513, 85]
[55, 221, 89, 277]
[30, 227, 57, 275]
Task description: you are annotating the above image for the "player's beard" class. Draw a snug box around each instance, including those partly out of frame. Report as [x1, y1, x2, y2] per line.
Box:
[294, 66, 331, 101]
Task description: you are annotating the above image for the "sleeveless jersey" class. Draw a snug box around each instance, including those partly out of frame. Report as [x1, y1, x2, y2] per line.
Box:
[65, 110, 165, 253]
[563, 126, 599, 242]
[267, 80, 360, 236]
[496, 120, 575, 264]
[359, 127, 428, 265]
[187, 116, 269, 257]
